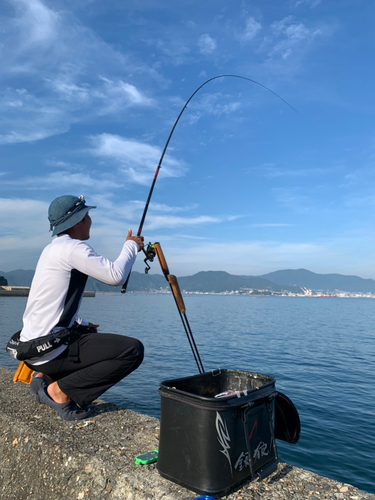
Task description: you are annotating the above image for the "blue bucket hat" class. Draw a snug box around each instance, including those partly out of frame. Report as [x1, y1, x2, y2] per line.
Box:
[48, 195, 96, 236]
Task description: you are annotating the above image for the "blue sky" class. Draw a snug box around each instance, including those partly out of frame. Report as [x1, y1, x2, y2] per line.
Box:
[1, 0, 375, 278]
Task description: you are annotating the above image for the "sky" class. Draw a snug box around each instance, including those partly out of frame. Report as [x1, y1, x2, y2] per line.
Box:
[1, 0, 375, 278]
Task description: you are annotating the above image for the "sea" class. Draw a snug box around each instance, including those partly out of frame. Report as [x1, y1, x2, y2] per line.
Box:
[0, 293, 374, 494]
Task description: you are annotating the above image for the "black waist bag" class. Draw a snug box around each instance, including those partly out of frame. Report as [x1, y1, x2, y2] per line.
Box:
[6, 326, 82, 362]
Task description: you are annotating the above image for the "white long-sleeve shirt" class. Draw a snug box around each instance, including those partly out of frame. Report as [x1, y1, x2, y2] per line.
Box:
[20, 234, 139, 365]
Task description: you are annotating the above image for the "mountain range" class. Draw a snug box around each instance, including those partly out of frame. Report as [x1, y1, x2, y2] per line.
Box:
[2, 268, 375, 294]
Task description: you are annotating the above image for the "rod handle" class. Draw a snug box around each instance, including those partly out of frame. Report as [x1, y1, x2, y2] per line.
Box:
[154, 242, 170, 278]
[167, 275, 186, 313]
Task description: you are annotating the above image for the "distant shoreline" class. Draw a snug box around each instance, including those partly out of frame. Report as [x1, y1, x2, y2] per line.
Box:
[94, 290, 375, 298]
[2, 287, 374, 299]
[4, 268, 375, 297]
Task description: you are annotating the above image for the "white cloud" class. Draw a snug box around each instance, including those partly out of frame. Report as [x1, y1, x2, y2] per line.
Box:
[2, 0, 114, 70]
[272, 187, 311, 211]
[47, 76, 155, 109]
[248, 223, 293, 228]
[0, 1, 158, 145]
[270, 17, 325, 59]
[295, 0, 321, 7]
[46, 80, 91, 103]
[0, 77, 155, 145]
[0, 197, 47, 233]
[155, 39, 191, 66]
[113, 81, 151, 105]
[44, 159, 76, 168]
[98, 77, 155, 111]
[158, 239, 333, 276]
[90, 133, 187, 185]
[0, 86, 70, 144]
[184, 92, 243, 124]
[1, 171, 121, 191]
[150, 202, 199, 213]
[236, 17, 262, 42]
[0, 197, 51, 269]
[144, 214, 238, 231]
[0, 130, 60, 145]
[87, 198, 237, 233]
[43, 75, 155, 115]
[12, 0, 59, 47]
[250, 164, 326, 178]
[198, 34, 217, 55]
[258, 16, 338, 75]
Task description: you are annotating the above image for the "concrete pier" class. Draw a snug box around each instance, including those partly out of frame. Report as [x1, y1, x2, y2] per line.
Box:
[0, 366, 374, 500]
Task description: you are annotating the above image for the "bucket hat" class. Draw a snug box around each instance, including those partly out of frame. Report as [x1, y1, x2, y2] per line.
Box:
[48, 195, 96, 236]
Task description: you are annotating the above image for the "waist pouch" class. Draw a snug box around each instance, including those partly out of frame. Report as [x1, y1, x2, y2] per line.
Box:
[6, 324, 87, 363]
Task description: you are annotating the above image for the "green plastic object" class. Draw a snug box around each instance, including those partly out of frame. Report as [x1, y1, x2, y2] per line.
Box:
[134, 449, 158, 465]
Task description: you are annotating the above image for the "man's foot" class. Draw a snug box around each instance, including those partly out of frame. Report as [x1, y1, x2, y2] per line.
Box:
[30, 376, 49, 404]
[38, 387, 91, 421]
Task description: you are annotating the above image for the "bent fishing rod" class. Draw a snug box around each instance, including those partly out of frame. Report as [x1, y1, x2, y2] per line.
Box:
[121, 74, 297, 293]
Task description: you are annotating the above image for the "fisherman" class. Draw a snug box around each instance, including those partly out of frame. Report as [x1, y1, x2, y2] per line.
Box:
[6, 195, 144, 421]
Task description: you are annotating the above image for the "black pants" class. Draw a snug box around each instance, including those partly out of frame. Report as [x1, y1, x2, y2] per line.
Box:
[26, 333, 144, 408]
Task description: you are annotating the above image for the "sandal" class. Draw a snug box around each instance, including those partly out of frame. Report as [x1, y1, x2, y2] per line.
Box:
[38, 387, 91, 421]
[30, 376, 48, 404]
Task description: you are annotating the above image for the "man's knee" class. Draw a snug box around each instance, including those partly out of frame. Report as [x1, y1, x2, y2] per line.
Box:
[121, 337, 144, 367]
[133, 339, 144, 368]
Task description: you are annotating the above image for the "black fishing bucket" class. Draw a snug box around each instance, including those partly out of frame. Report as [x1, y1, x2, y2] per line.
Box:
[157, 369, 280, 497]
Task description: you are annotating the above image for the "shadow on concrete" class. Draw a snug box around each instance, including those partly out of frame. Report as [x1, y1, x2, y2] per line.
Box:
[268, 464, 294, 483]
[88, 400, 125, 416]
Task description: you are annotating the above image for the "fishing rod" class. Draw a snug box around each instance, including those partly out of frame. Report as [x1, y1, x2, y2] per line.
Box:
[121, 74, 297, 293]
[154, 241, 205, 373]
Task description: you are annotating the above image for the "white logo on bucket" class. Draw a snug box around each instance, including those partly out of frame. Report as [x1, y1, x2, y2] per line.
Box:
[234, 451, 249, 471]
[215, 412, 233, 476]
[253, 441, 269, 461]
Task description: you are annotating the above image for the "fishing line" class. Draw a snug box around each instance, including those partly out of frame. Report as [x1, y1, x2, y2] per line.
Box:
[122, 74, 297, 293]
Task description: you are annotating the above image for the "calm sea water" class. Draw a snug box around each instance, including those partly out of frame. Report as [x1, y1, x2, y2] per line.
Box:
[1, 294, 374, 494]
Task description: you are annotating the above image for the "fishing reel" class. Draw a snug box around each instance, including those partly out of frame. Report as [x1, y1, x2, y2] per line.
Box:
[143, 243, 156, 274]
